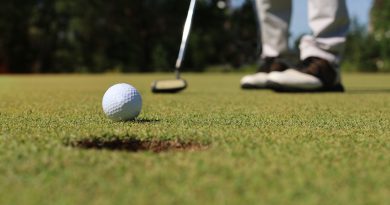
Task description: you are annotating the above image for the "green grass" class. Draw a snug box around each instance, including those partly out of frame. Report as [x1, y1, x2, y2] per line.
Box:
[0, 73, 389, 205]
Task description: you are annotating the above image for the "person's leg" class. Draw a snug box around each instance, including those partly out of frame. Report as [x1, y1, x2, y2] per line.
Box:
[241, 0, 292, 89]
[267, 0, 350, 92]
[258, 0, 292, 58]
[300, 0, 350, 65]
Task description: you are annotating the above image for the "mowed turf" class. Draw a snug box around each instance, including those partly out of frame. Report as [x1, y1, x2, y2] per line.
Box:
[0, 73, 389, 205]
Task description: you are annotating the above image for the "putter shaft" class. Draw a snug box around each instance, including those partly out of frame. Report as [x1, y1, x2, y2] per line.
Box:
[175, 0, 196, 79]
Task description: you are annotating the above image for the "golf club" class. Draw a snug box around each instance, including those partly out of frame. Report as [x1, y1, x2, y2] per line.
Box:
[151, 0, 196, 93]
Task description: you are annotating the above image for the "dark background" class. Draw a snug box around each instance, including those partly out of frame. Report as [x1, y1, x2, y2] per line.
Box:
[0, 0, 388, 73]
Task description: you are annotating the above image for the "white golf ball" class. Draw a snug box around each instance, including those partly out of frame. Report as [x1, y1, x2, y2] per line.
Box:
[102, 83, 142, 121]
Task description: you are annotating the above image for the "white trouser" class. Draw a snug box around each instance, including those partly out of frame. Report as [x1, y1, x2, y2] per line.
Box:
[255, 0, 350, 65]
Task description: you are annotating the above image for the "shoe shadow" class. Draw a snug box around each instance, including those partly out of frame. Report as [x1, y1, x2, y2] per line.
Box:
[346, 88, 390, 94]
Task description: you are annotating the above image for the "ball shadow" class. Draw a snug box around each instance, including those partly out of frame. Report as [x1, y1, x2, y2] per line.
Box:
[130, 118, 160, 124]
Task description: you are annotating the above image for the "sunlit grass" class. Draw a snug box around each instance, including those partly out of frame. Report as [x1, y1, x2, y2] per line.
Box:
[0, 73, 389, 205]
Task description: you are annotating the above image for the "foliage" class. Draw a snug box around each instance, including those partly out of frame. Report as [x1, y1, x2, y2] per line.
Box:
[343, 0, 390, 72]
[370, 0, 390, 71]
[0, 0, 258, 73]
[1, 0, 388, 73]
[342, 19, 379, 72]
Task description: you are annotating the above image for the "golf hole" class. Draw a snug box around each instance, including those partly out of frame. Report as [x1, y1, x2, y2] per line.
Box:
[67, 137, 207, 153]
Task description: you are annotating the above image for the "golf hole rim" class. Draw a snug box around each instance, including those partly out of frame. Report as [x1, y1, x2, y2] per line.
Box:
[66, 136, 207, 153]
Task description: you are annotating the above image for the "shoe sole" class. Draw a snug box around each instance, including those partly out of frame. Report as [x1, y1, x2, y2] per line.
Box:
[241, 84, 268, 89]
[267, 81, 345, 93]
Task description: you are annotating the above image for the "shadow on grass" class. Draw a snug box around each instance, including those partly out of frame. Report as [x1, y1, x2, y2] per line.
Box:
[242, 88, 390, 94]
[66, 136, 207, 153]
[130, 118, 160, 123]
[346, 88, 390, 94]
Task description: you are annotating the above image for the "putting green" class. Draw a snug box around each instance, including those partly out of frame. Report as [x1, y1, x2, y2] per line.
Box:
[0, 73, 389, 205]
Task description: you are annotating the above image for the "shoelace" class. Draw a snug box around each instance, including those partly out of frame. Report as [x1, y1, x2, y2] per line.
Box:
[296, 57, 337, 86]
[257, 57, 288, 73]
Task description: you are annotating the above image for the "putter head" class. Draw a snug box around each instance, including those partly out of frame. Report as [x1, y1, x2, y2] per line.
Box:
[151, 79, 187, 93]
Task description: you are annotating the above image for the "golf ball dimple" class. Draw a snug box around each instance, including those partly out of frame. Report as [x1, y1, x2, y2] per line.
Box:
[102, 83, 142, 121]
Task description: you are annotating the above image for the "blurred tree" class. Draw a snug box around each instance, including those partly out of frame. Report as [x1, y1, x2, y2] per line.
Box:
[342, 0, 390, 72]
[0, 0, 36, 73]
[0, 0, 259, 73]
[370, 0, 390, 71]
[343, 18, 379, 72]
[187, 0, 258, 70]
[229, 0, 259, 68]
